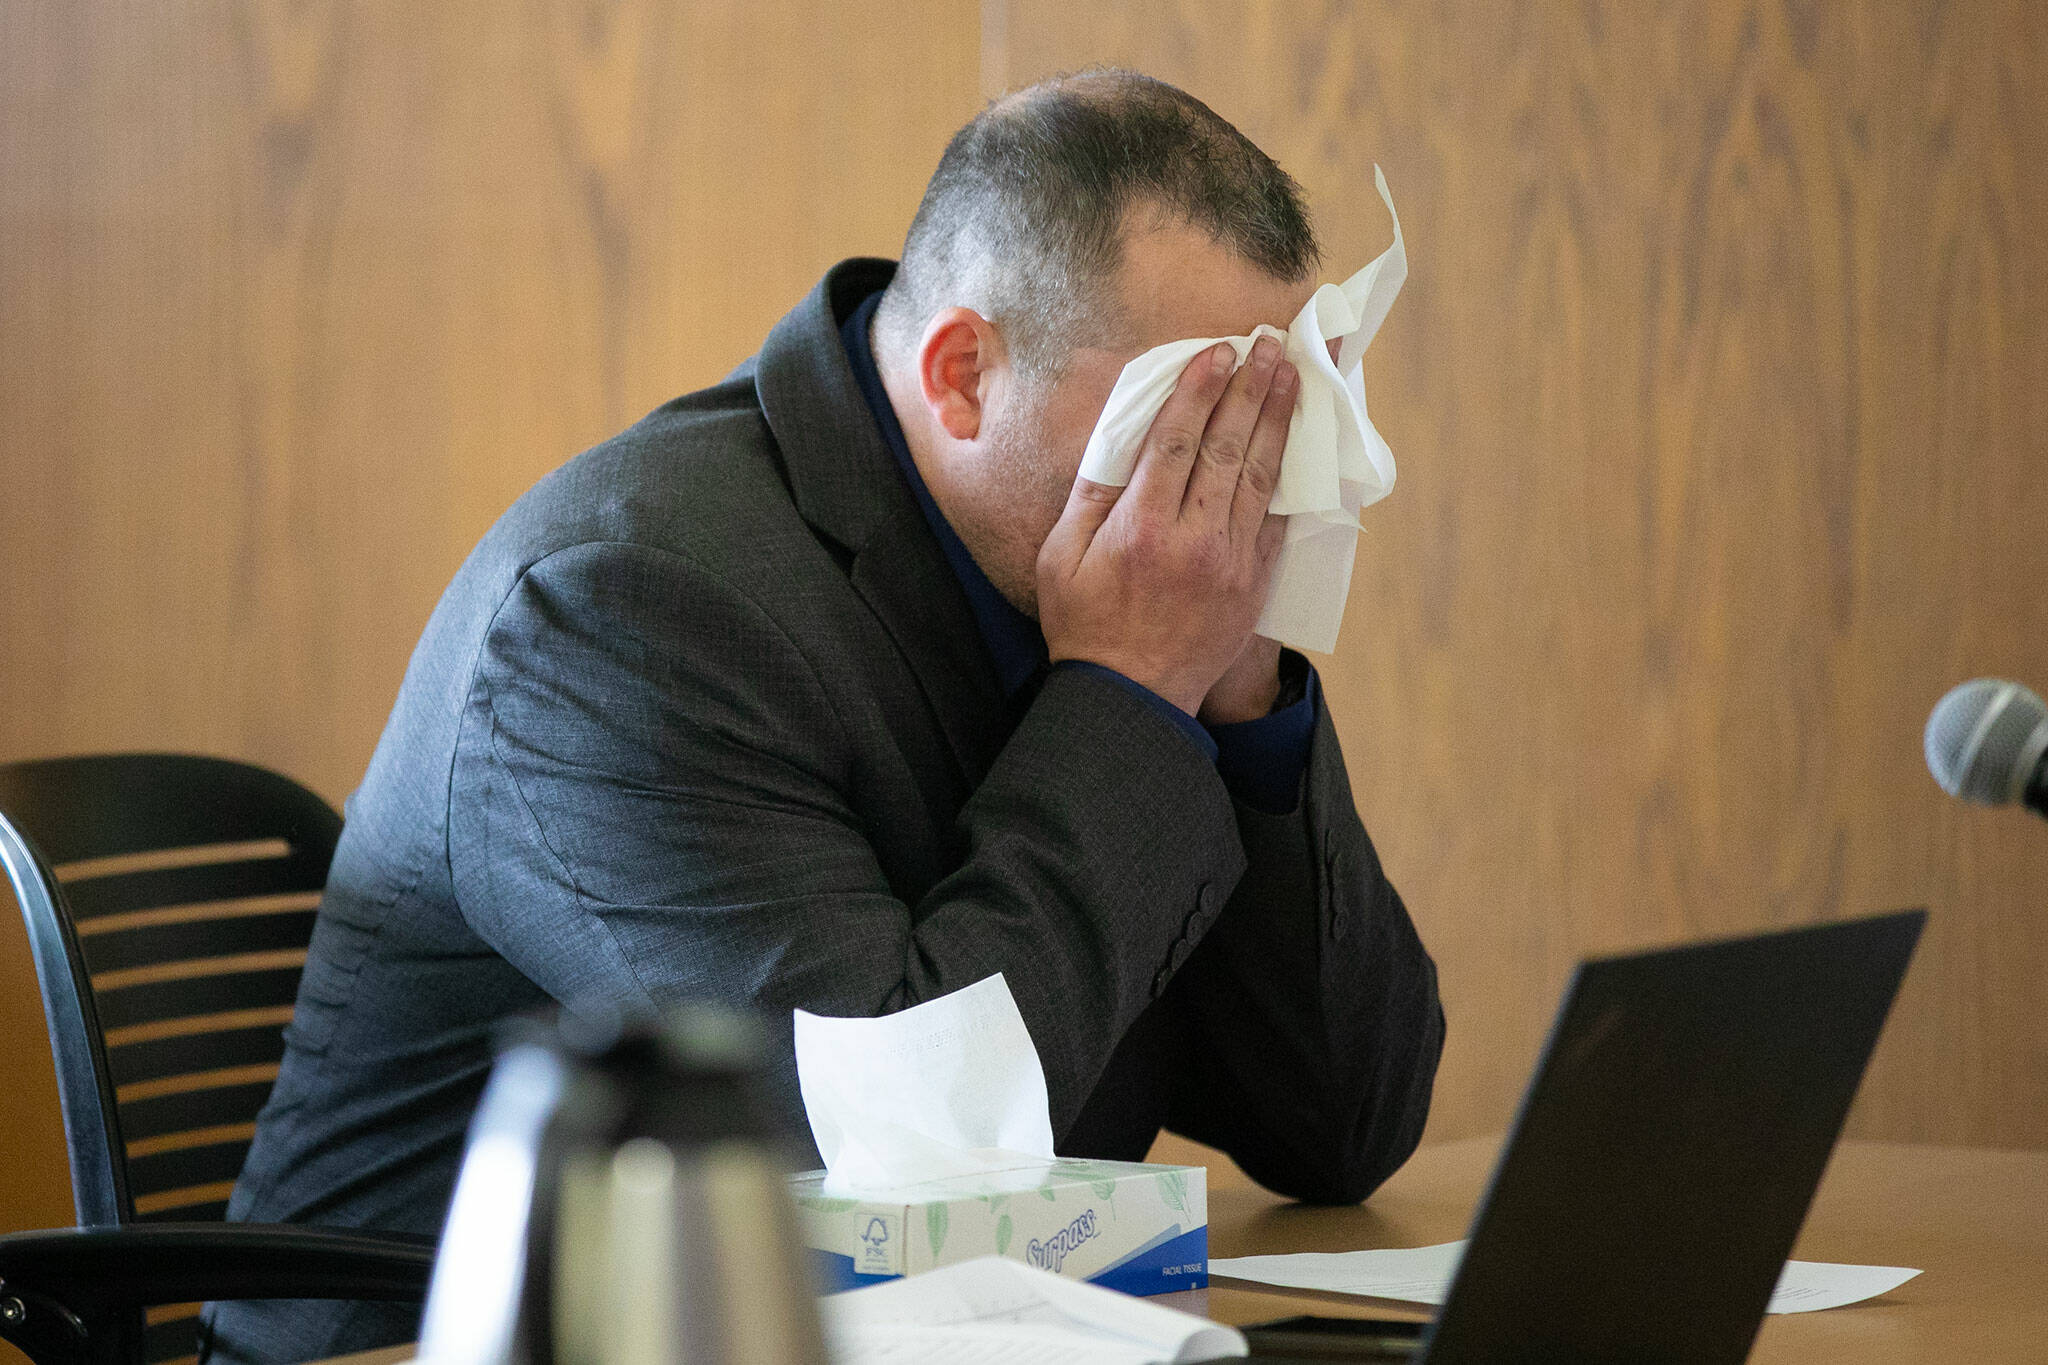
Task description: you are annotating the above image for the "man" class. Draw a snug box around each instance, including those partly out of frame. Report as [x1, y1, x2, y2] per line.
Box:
[205, 69, 1444, 1361]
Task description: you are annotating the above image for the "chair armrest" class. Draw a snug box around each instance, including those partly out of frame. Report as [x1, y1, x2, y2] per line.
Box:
[0, 1222, 436, 1309]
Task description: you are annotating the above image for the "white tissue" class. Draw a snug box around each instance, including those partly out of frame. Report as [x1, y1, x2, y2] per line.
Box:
[1077, 165, 1408, 655]
[794, 974, 1058, 1195]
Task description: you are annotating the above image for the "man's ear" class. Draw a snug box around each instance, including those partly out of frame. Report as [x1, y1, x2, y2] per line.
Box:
[917, 307, 1002, 441]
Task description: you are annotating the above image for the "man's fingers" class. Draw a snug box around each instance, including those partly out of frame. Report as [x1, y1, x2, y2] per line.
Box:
[1255, 508, 1287, 567]
[1183, 334, 1283, 523]
[1231, 358, 1298, 545]
[1125, 343, 1235, 517]
[1066, 472, 1124, 516]
[1041, 473, 1124, 573]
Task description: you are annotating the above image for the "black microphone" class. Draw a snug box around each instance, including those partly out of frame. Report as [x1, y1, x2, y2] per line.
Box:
[1925, 679, 2048, 819]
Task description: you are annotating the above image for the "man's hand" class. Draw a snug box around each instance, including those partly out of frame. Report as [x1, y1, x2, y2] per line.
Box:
[1038, 335, 1297, 717]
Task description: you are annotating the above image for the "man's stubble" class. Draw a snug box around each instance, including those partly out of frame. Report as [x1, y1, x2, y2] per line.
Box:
[947, 397, 1082, 623]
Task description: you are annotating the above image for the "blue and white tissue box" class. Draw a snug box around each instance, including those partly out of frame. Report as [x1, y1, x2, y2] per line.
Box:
[791, 1157, 1207, 1297]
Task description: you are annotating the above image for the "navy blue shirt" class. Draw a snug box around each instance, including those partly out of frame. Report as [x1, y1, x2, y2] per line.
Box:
[840, 291, 1315, 813]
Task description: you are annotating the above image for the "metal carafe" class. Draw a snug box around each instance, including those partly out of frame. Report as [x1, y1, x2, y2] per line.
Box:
[418, 1005, 830, 1365]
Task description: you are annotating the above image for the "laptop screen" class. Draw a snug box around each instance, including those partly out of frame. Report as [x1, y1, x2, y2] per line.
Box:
[1422, 909, 1924, 1365]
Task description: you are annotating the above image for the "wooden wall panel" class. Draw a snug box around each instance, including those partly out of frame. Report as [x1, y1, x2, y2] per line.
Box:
[0, 0, 981, 1249]
[6, 0, 2047, 1284]
[996, 0, 2048, 1150]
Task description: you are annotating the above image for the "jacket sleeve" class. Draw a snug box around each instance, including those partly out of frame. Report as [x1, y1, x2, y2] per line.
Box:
[446, 540, 1250, 1157]
[1159, 687, 1446, 1205]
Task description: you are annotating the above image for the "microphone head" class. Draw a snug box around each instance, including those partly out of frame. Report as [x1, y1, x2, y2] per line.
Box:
[1925, 679, 2048, 805]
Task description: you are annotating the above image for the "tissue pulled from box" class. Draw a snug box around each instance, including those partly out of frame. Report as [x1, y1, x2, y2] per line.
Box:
[794, 973, 1057, 1195]
[1076, 165, 1408, 655]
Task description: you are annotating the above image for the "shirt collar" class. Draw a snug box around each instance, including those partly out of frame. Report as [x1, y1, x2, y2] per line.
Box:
[839, 290, 1048, 697]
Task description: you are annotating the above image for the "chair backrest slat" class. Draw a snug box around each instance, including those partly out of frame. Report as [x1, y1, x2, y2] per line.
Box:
[81, 908, 319, 976]
[126, 1139, 255, 1200]
[92, 962, 310, 1034]
[118, 1081, 278, 1144]
[107, 1023, 305, 1090]
[63, 855, 327, 923]
[133, 1185, 236, 1222]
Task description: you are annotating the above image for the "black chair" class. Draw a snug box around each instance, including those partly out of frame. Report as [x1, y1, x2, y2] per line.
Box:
[0, 755, 434, 1365]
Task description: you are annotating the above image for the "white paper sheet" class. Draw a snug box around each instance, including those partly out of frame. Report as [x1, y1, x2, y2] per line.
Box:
[1076, 165, 1407, 656]
[794, 974, 1057, 1195]
[822, 1255, 1246, 1364]
[1210, 1240, 1921, 1315]
[1212, 1241, 1463, 1307]
[1761, 1259, 1923, 1312]
[827, 1322, 1164, 1365]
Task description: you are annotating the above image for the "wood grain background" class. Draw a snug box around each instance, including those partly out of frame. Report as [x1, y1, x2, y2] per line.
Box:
[0, 0, 984, 1260]
[992, 0, 2048, 1157]
[3, 0, 2045, 1266]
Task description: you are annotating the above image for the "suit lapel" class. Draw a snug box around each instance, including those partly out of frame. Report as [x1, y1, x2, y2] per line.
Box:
[753, 260, 1008, 788]
[848, 500, 1008, 786]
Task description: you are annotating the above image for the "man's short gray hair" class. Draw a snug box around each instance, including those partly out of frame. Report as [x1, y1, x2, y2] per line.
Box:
[874, 69, 1320, 383]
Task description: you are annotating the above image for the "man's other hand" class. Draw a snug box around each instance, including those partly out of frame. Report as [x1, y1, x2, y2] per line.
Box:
[1037, 335, 1297, 717]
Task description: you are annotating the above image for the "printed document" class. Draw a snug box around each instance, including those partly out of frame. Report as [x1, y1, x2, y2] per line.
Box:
[823, 1256, 1246, 1364]
[1211, 1240, 1920, 1314]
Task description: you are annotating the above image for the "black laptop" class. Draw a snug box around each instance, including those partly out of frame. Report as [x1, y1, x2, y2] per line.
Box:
[1242, 908, 1926, 1363]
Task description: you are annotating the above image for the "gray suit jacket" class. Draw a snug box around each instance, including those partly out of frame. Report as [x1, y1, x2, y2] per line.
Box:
[206, 260, 1443, 1362]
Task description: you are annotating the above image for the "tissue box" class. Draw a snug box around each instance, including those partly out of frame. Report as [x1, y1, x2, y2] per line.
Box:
[792, 1157, 1207, 1297]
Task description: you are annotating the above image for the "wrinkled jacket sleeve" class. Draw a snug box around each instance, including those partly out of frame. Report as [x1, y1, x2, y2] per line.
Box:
[448, 539, 1251, 1155]
[1159, 690, 1445, 1204]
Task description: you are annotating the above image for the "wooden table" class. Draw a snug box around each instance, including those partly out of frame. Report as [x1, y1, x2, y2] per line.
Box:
[1162, 1136, 2048, 1361]
[327, 1137, 2048, 1363]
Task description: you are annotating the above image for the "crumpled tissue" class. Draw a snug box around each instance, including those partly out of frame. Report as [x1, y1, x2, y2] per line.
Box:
[794, 973, 1057, 1195]
[1077, 165, 1408, 655]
